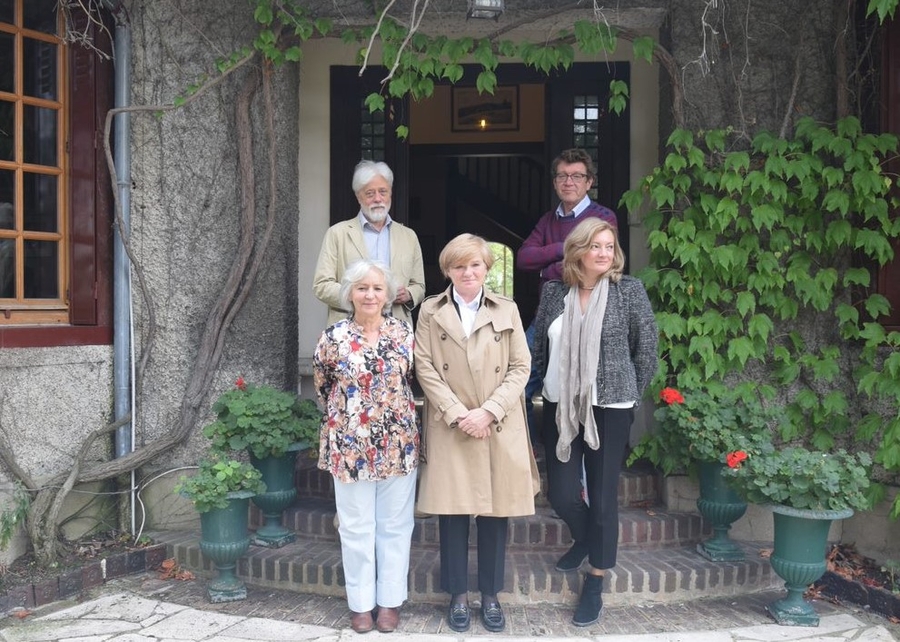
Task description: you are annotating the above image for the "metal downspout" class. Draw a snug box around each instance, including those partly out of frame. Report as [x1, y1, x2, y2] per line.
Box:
[107, 2, 135, 530]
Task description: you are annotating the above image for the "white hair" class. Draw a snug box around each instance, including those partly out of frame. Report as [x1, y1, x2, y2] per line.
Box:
[352, 160, 394, 193]
[339, 259, 398, 314]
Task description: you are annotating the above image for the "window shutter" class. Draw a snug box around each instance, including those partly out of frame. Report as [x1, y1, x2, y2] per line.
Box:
[68, 14, 112, 326]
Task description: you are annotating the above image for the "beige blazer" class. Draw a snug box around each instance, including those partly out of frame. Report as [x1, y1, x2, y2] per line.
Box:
[312, 218, 426, 327]
[414, 287, 540, 517]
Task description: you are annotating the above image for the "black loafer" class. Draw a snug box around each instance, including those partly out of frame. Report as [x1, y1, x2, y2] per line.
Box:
[447, 600, 470, 632]
[480, 597, 506, 632]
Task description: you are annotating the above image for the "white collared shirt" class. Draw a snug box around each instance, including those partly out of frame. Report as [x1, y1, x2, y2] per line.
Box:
[452, 287, 482, 338]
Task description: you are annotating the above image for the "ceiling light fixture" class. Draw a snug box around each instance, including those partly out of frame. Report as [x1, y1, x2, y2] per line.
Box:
[467, 0, 504, 20]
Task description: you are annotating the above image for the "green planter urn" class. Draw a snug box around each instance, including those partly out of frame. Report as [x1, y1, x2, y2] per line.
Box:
[248, 442, 308, 548]
[767, 504, 854, 626]
[695, 460, 747, 561]
[199, 490, 254, 603]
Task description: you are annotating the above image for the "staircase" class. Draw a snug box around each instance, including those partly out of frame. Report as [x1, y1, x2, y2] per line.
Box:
[152, 442, 780, 606]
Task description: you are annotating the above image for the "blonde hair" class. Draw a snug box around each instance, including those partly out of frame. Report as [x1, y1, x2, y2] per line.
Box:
[561, 218, 625, 286]
[438, 233, 494, 277]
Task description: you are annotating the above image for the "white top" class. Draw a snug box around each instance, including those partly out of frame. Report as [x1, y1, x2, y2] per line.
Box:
[541, 300, 634, 408]
[453, 287, 481, 338]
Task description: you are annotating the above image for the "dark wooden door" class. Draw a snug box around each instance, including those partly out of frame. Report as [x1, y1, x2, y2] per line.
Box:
[329, 66, 409, 225]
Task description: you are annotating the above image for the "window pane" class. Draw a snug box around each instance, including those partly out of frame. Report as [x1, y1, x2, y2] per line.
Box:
[0, 0, 12, 25]
[0, 99, 12, 161]
[23, 37, 57, 100]
[23, 104, 57, 166]
[0, 238, 13, 297]
[0, 32, 13, 92]
[23, 0, 57, 35]
[23, 172, 56, 232]
[23, 239, 57, 298]
[0, 169, 12, 229]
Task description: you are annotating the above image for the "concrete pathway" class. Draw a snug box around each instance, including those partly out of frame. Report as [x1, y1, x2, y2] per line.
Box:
[1, 573, 897, 641]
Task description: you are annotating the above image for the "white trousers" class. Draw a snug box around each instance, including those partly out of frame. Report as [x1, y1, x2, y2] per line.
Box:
[332, 470, 417, 612]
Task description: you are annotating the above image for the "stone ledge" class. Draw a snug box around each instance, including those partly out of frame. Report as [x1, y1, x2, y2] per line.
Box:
[0, 543, 167, 617]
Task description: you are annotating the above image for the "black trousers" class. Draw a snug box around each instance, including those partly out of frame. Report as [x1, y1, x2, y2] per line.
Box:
[541, 402, 633, 570]
[438, 514, 508, 596]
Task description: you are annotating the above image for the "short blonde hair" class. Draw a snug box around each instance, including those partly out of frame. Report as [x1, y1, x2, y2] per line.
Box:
[438, 233, 494, 278]
[562, 218, 625, 286]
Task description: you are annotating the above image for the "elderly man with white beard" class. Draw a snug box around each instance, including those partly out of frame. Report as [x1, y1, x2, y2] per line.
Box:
[313, 160, 426, 327]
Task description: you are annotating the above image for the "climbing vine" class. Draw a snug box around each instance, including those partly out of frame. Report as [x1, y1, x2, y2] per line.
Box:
[624, 117, 900, 516]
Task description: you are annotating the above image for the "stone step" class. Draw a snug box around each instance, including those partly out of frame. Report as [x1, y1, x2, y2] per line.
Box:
[268, 499, 706, 551]
[152, 529, 780, 605]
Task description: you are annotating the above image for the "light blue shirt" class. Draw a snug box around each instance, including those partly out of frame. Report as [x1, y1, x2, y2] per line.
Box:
[358, 212, 392, 265]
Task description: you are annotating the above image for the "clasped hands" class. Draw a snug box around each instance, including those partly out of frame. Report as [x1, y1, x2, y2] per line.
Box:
[454, 407, 497, 439]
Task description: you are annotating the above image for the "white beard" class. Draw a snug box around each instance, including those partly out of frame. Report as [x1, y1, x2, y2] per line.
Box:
[363, 205, 388, 223]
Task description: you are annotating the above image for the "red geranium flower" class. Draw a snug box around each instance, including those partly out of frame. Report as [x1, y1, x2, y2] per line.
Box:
[726, 450, 748, 469]
[659, 387, 685, 405]
[235, 376, 247, 391]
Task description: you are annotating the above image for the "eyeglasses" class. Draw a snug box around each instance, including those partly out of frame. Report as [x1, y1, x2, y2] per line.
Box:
[554, 173, 589, 184]
[361, 188, 391, 200]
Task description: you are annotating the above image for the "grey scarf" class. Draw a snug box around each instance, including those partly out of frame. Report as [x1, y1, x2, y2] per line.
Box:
[555, 278, 609, 463]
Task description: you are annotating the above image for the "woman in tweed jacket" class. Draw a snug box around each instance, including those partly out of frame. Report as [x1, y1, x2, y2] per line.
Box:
[533, 218, 658, 627]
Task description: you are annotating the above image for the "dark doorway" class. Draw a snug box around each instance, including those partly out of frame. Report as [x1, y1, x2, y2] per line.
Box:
[330, 62, 631, 326]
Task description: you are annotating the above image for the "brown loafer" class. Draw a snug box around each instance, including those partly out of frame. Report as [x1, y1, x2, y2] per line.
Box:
[350, 610, 374, 633]
[376, 606, 400, 632]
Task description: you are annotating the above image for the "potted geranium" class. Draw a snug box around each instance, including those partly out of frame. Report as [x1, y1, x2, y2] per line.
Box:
[631, 384, 781, 561]
[203, 376, 321, 547]
[723, 446, 872, 626]
[175, 455, 266, 603]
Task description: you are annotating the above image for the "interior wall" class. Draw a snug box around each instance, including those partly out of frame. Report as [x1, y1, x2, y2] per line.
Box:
[409, 84, 545, 144]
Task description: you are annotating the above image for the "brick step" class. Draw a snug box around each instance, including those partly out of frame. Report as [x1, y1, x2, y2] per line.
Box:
[293, 461, 663, 508]
[263, 499, 706, 551]
[152, 530, 780, 605]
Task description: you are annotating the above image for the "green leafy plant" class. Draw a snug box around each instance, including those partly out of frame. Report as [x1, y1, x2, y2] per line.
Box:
[880, 559, 900, 594]
[630, 384, 781, 474]
[723, 447, 872, 512]
[175, 456, 266, 514]
[0, 481, 30, 549]
[622, 116, 900, 517]
[203, 377, 320, 459]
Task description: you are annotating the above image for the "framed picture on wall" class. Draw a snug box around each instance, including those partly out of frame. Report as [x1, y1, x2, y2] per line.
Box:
[451, 85, 519, 132]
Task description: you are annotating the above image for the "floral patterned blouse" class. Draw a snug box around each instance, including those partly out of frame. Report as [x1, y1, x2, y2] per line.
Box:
[314, 315, 419, 483]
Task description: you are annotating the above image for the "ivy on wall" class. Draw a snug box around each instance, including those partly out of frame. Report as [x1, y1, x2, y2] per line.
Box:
[623, 117, 900, 515]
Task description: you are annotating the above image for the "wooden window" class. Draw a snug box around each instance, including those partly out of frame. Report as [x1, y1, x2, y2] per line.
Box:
[0, 0, 112, 346]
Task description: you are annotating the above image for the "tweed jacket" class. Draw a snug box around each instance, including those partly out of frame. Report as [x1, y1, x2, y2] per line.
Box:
[533, 278, 658, 407]
[414, 287, 540, 517]
[312, 217, 426, 326]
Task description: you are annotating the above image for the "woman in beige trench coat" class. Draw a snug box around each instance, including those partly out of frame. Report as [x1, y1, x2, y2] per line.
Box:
[415, 233, 540, 634]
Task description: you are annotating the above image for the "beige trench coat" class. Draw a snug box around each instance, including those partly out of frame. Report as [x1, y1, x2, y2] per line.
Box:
[414, 287, 540, 517]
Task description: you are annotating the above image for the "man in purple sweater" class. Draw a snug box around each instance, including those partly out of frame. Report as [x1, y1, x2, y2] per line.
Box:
[517, 148, 618, 443]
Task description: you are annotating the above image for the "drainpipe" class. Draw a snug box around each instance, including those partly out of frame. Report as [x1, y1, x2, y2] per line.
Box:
[104, 0, 135, 531]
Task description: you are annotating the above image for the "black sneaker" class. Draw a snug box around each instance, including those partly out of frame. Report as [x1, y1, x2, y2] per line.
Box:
[447, 599, 470, 632]
[555, 542, 589, 572]
[480, 596, 506, 632]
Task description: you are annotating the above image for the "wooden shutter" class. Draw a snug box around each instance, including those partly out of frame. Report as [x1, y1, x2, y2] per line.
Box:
[68, 11, 112, 326]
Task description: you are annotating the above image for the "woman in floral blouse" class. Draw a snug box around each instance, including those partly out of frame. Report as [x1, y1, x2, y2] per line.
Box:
[313, 259, 419, 634]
